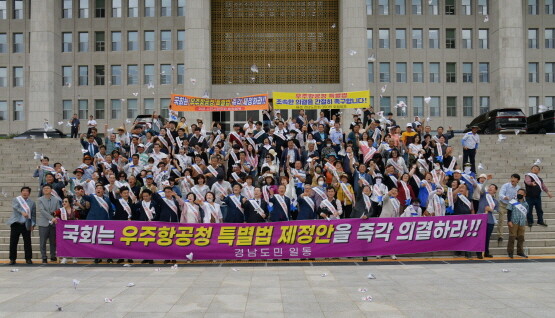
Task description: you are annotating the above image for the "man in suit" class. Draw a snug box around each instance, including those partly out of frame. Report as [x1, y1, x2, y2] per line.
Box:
[269, 184, 292, 222]
[80, 134, 99, 157]
[313, 124, 328, 151]
[280, 139, 302, 169]
[152, 186, 181, 222]
[37, 184, 62, 263]
[244, 187, 269, 223]
[8, 187, 36, 265]
[84, 183, 114, 221]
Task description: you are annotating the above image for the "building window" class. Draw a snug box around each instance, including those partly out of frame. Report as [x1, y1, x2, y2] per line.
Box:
[368, 63, 374, 82]
[177, 64, 184, 84]
[111, 31, 121, 51]
[79, 65, 88, 85]
[461, 0, 471, 15]
[111, 65, 121, 85]
[366, 0, 373, 15]
[412, 0, 422, 14]
[144, 64, 154, 85]
[127, 99, 138, 118]
[127, 64, 138, 85]
[0, 33, 6, 53]
[396, 62, 407, 82]
[0, 67, 6, 87]
[111, 99, 121, 119]
[62, 32, 73, 52]
[160, 98, 170, 118]
[144, 98, 154, 115]
[462, 62, 473, 82]
[144, 0, 155, 17]
[79, 32, 89, 52]
[446, 96, 457, 117]
[0, 0, 5, 19]
[380, 96, 391, 113]
[462, 29, 472, 49]
[127, 31, 138, 51]
[546, 62, 555, 82]
[478, 0, 488, 15]
[412, 29, 422, 48]
[479, 96, 490, 114]
[396, 96, 408, 116]
[429, 97, 440, 117]
[160, 64, 172, 84]
[446, 62, 456, 83]
[528, 62, 539, 82]
[428, 0, 438, 15]
[379, 62, 390, 82]
[79, 0, 89, 18]
[94, 99, 105, 119]
[178, 0, 186, 16]
[63, 100, 72, 120]
[78, 100, 88, 119]
[429, 29, 439, 49]
[395, 0, 405, 14]
[160, 30, 172, 50]
[112, 0, 121, 17]
[446, 29, 456, 49]
[547, 0, 554, 14]
[144, 31, 155, 50]
[13, 101, 24, 120]
[478, 29, 489, 49]
[177, 30, 185, 50]
[0, 100, 7, 120]
[62, 0, 73, 18]
[95, 0, 105, 17]
[62, 66, 72, 86]
[95, 31, 105, 51]
[395, 29, 406, 48]
[13, 66, 23, 87]
[161, 0, 171, 16]
[429, 62, 440, 82]
[528, 96, 538, 114]
[528, 29, 538, 49]
[94, 65, 105, 85]
[479, 62, 489, 82]
[463, 96, 473, 116]
[413, 62, 423, 82]
[379, 29, 389, 48]
[128, 0, 138, 17]
[546, 29, 555, 48]
[367, 29, 373, 49]
[379, 0, 389, 15]
[544, 97, 555, 110]
[13, 33, 24, 53]
[413, 97, 423, 117]
[445, 0, 455, 15]
[528, 0, 538, 15]
[13, 0, 23, 19]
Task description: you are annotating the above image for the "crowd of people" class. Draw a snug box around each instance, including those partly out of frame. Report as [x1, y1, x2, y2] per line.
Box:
[7, 108, 553, 264]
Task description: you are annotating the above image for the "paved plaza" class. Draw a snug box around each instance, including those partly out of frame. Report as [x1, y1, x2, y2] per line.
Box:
[1, 260, 554, 318]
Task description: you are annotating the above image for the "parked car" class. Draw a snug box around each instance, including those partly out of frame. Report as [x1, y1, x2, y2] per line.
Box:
[464, 108, 527, 134]
[133, 115, 166, 129]
[13, 129, 67, 139]
[527, 110, 555, 134]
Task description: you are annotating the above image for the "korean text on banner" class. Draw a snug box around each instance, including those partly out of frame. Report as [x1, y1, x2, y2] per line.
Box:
[273, 91, 371, 110]
[170, 94, 269, 112]
[57, 215, 486, 260]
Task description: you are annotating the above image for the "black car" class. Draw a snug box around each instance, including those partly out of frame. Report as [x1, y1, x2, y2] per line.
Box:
[13, 129, 67, 139]
[527, 110, 555, 134]
[464, 108, 527, 134]
[133, 115, 166, 129]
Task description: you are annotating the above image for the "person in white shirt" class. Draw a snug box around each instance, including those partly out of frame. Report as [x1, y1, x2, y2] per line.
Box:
[461, 125, 480, 173]
[87, 115, 97, 135]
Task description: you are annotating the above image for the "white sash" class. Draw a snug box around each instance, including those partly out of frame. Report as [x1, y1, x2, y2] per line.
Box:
[447, 188, 454, 208]
[486, 193, 496, 209]
[274, 130, 286, 141]
[246, 137, 256, 148]
[16, 196, 31, 216]
[95, 152, 105, 162]
[158, 135, 169, 149]
[214, 182, 227, 197]
[373, 184, 384, 196]
[262, 185, 270, 202]
[166, 128, 176, 145]
[244, 186, 254, 199]
[192, 164, 203, 175]
[192, 186, 205, 201]
[185, 202, 201, 223]
[527, 173, 543, 191]
[509, 199, 528, 217]
[417, 158, 429, 171]
[325, 162, 336, 173]
[436, 143, 443, 157]
[303, 196, 315, 212]
[130, 143, 136, 155]
[207, 165, 218, 177]
[142, 201, 155, 221]
[205, 203, 218, 222]
[275, 194, 289, 218]
[389, 175, 398, 185]
[322, 199, 338, 215]
[363, 194, 372, 211]
[230, 195, 244, 213]
[412, 175, 421, 186]
[340, 182, 355, 203]
[230, 132, 243, 146]
[40, 165, 55, 172]
[422, 180, 433, 195]
[432, 170, 442, 186]
[372, 128, 380, 142]
[433, 194, 442, 216]
[249, 199, 265, 216]
[230, 151, 239, 163]
[390, 197, 400, 216]
[458, 193, 472, 209]
[231, 172, 241, 183]
[254, 130, 264, 140]
[446, 157, 456, 172]
[176, 137, 183, 148]
[312, 187, 327, 200]
[364, 146, 377, 163]
[197, 135, 205, 144]
[163, 197, 178, 215]
[94, 195, 110, 213]
[119, 198, 132, 218]
[390, 159, 404, 174]
[211, 134, 221, 147]
[60, 207, 68, 220]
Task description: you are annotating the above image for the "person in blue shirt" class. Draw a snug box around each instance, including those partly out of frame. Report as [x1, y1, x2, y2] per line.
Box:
[476, 184, 498, 259]
[497, 174, 521, 245]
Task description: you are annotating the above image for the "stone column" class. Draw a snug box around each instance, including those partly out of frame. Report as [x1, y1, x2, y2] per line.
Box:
[184, 0, 212, 124]
[339, 0, 368, 130]
[27, 0, 61, 130]
[493, 0, 525, 112]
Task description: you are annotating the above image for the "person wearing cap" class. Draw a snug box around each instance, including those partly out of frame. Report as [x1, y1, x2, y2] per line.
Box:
[401, 122, 417, 148]
[461, 125, 480, 173]
[68, 168, 87, 194]
[115, 126, 130, 147]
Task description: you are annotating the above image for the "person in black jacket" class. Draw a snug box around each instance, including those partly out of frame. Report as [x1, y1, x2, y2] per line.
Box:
[244, 188, 268, 223]
[109, 186, 137, 264]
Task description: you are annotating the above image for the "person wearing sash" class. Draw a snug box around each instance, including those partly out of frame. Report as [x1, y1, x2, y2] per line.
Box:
[224, 184, 246, 223]
[381, 164, 399, 190]
[33, 156, 53, 187]
[524, 165, 553, 227]
[507, 189, 529, 258]
[313, 124, 328, 152]
[297, 184, 317, 220]
[203, 192, 223, 223]
[368, 173, 388, 217]
[84, 183, 114, 263]
[55, 196, 79, 264]
[8, 187, 36, 265]
[352, 184, 373, 219]
[497, 174, 521, 245]
[211, 174, 232, 219]
[229, 164, 247, 187]
[39, 173, 66, 199]
[72, 185, 90, 219]
[152, 186, 181, 223]
[317, 187, 343, 220]
[226, 144, 242, 178]
[426, 187, 446, 216]
[178, 192, 205, 223]
[418, 172, 436, 211]
[241, 176, 256, 200]
[123, 154, 143, 177]
[353, 163, 373, 194]
[244, 188, 269, 223]
[204, 156, 225, 187]
[37, 184, 62, 263]
[269, 184, 292, 221]
[80, 134, 100, 157]
[191, 175, 210, 202]
[397, 173, 416, 213]
[476, 184, 499, 259]
[334, 174, 355, 218]
[135, 189, 158, 264]
[461, 125, 480, 173]
[261, 153, 279, 176]
[452, 183, 475, 258]
[400, 199, 422, 217]
[377, 188, 400, 260]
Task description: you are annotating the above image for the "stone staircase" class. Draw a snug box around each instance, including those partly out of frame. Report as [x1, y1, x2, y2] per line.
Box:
[0, 135, 553, 261]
